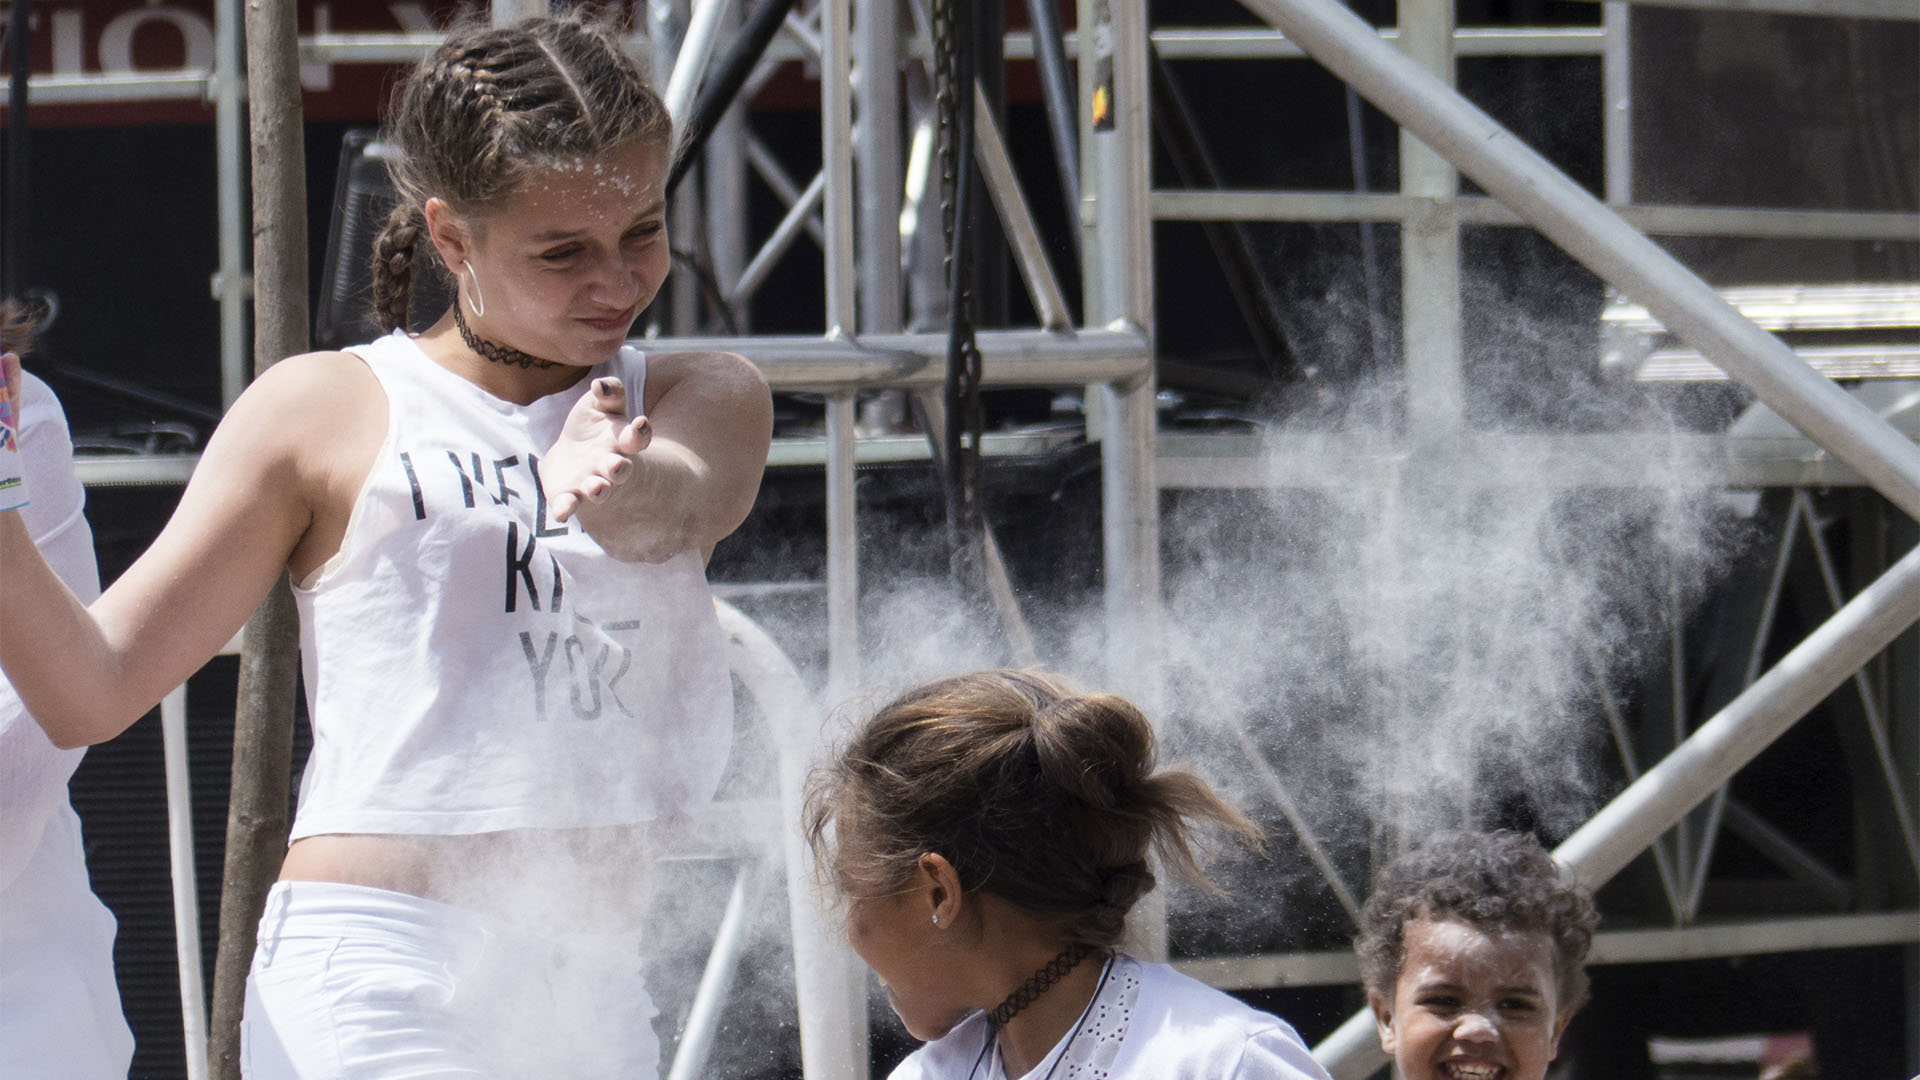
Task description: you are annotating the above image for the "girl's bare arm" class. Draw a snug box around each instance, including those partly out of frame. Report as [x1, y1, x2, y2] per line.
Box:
[0, 351, 383, 747]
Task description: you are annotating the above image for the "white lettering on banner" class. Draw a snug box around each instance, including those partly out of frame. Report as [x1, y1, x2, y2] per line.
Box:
[99, 3, 214, 73]
[53, 10, 83, 76]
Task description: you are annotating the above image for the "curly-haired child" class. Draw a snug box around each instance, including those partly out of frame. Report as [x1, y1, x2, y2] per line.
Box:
[1355, 830, 1598, 1080]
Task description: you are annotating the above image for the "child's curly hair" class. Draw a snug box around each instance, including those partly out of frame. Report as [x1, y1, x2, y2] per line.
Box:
[1355, 830, 1598, 1009]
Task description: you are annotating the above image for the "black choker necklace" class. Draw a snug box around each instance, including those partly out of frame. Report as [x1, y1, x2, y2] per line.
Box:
[988, 942, 1095, 1026]
[453, 303, 562, 370]
[971, 951, 1113, 1080]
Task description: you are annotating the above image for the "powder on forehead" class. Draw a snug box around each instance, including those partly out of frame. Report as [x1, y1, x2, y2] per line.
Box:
[1401, 916, 1557, 987]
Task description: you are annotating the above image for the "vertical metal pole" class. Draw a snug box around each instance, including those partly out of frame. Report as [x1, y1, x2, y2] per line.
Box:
[670, 0, 701, 331]
[1024, 0, 1080, 243]
[209, 3, 308, 1077]
[822, 0, 857, 338]
[214, 0, 246, 409]
[4, 0, 30, 300]
[1601, 1, 1631, 208]
[824, 0, 860, 722]
[1396, 0, 1463, 436]
[854, 0, 901, 335]
[1082, 0, 1162, 960]
[161, 685, 209, 1080]
[825, 394, 858, 697]
[703, 4, 747, 325]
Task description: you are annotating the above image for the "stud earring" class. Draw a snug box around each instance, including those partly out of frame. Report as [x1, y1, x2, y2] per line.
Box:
[931, 914, 940, 927]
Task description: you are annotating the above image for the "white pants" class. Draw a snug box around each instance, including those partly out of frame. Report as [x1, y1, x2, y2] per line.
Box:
[242, 881, 659, 1080]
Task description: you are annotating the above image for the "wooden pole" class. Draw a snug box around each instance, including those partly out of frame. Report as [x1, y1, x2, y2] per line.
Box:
[208, 0, 307, 1075]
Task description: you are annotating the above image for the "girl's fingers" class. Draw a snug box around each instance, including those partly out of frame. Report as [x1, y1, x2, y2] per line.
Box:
[592, 377, 627, 411]
[614, 415, 651, 457]
[550, 491, 580, 523]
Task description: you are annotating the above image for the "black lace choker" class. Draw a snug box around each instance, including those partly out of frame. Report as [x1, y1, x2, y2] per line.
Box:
[453, 303, 562, 371]
[987, 942, 1095, 1027]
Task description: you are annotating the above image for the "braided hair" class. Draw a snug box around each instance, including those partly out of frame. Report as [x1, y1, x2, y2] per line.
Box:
[805, 670, 1262, 951]
[370, 15, 672, 332]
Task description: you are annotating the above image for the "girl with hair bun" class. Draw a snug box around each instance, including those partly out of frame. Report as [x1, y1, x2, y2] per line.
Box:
[806, 669, 1333, 1080]
[0, 14, 769, 1079]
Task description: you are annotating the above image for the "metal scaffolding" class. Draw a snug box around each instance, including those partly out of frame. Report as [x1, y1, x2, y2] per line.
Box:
[20, 0, 1919, 1075]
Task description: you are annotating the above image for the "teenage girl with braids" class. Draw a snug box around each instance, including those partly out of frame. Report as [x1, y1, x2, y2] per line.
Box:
[805, 670, 1332, 1080]
[0, 16, 770, 1078]
[0, 300, 133, 1077]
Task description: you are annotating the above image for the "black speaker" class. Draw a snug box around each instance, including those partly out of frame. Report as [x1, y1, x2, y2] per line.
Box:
[314, 129, 453, 350]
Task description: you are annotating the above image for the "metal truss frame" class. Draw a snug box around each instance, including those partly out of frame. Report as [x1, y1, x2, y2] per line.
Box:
[24, 0, 1918, 1075]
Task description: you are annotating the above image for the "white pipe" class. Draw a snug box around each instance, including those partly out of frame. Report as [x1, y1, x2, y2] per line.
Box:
[664, 864, 755, 1080]
[214, 0, 246, 411]
[664, 0, 733, 130]
[1238, 0, 1920, 522]
[715, 601, 867, 1078]
[161, 684, 209, 1080]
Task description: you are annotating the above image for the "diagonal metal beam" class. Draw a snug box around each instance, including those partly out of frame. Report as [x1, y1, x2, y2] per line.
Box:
[1798, 492, 1920, 879]
[727, 170, 826, 307]
[1317, 540, 1920, 1075]
[1236, 0, 1920, 522]
[1227, 723, 1365, 927]
[1585, 642, 1683, 922]
[745, 137, 826, 246]
[971, 83, 1074, 332]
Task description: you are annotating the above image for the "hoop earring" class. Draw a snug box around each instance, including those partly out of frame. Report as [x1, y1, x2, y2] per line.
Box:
[462, 258, 487, 317]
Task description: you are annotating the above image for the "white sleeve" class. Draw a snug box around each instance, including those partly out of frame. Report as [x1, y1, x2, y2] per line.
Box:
[0, 374, 102, 891]
[1231, 1023, 1335, 1080]
[886, 1056, 929, 1080]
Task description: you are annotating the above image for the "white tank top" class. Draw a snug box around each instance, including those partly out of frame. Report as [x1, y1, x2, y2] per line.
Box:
[289, 331, 733, 839]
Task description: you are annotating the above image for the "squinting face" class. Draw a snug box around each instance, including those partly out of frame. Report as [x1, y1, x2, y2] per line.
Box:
[1372, 917, 1571, 1080]
[844, 889, 973, 1043]
[462, 139, 669, 367]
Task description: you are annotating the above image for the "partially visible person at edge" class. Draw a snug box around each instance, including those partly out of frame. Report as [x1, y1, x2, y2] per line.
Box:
[804, 669, 1334, 1080]
[0, 299, 134, 1078]
[1356, 829, 1599, 1080]
[0, 15, 771, 1079]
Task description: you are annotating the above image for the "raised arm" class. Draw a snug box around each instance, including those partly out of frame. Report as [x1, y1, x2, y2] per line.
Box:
[0, 351, 381, 748]
[556, 350, 772, 563]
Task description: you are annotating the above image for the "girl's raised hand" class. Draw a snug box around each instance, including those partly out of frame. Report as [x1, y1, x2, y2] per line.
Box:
[542, 376, 652, 523]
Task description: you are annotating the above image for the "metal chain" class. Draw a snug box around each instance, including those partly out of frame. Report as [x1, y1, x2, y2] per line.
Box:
[932, 0, 957, 278]
[931, 0, 987, 598]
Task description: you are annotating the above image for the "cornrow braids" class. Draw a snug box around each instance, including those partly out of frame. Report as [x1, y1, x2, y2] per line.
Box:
[369, 14, 672, 330]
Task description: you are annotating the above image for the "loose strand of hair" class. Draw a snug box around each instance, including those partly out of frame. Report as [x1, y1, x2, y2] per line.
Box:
[0, 297, 43, 357]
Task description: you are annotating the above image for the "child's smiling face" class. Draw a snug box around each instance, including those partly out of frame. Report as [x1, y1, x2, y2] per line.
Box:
[1369, 915, 1572, 1080]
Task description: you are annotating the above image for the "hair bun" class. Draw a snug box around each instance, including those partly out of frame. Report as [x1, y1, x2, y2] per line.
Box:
[1097, 860, 1154, 909]
[1030, 690, 1155, 812]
